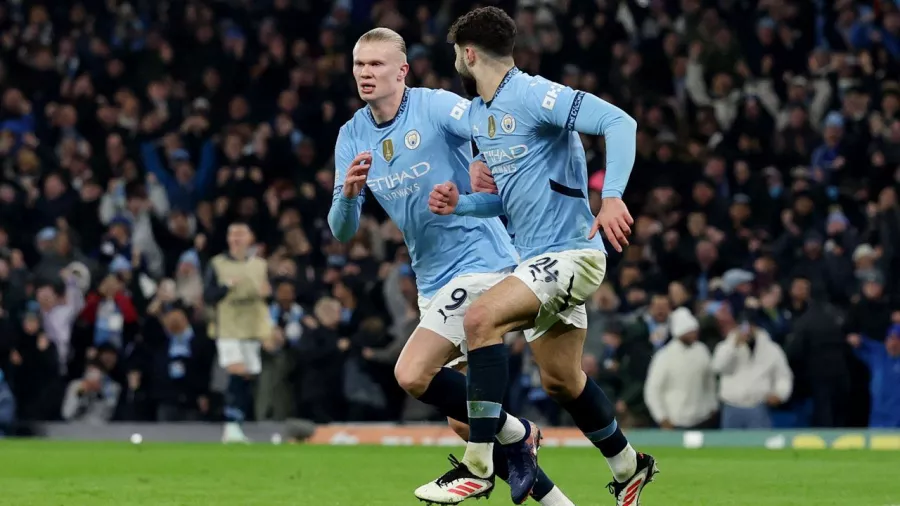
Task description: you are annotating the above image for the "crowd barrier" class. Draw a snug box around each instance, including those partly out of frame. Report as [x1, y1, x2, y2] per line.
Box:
[26, 422, 900, 450]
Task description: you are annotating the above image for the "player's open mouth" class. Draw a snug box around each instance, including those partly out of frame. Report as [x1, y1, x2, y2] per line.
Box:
[360, 84, 375, 93]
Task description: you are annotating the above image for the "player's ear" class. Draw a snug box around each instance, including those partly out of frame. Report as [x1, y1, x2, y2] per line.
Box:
[398, 62, 409, 82]
[464, 46, 477, 67]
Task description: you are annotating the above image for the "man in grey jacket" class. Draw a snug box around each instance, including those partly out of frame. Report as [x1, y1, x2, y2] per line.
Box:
[61, 361, 121, 424]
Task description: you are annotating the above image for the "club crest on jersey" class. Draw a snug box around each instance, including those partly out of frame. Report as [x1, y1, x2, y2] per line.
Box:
[404, 130, 421, 150]
[381, 139, 394, 162]
[501, 114, 516, 134]
[488, 115, 496, 138]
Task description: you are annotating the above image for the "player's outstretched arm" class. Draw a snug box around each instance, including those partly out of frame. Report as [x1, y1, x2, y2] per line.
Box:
[328, 129, 369, 242]
[429, 182, 504, 218]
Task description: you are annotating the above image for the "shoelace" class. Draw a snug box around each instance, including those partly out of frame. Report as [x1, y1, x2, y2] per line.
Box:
[607, 453, 647, 497]
[436, 455, 470, 486]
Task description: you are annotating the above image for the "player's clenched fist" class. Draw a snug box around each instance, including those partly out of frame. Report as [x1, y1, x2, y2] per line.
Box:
[429, 182, 459, 215]
[469, 160, 497, 194]
[589, 197, 634, 253]
[342, 152, 372, 198]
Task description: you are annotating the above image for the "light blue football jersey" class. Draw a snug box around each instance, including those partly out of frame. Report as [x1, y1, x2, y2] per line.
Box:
[463, 68, 637, 260]
[328, 87, 518, 298]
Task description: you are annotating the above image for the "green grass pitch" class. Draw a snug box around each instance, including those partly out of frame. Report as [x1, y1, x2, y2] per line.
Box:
[0, 441, 895, 505]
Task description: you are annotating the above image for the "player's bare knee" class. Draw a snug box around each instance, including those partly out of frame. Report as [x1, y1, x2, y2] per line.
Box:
[447, 417, 470, 441]
[541, 372, 581, 402]
[463, 303, 495, 347]
[226, 363, 248, 377]
[394, 361, 432, 398]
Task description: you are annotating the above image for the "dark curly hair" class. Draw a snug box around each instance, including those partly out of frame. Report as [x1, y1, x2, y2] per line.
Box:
[448, 6, 517, 58]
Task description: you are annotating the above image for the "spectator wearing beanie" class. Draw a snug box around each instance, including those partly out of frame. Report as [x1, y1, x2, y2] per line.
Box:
[644, 307, 718, 430]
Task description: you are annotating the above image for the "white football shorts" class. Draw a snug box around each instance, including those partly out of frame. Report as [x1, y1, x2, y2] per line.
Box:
[417, 271, 512, 366]
[216, 338, 262, 375]
[511, 249, 608, 341]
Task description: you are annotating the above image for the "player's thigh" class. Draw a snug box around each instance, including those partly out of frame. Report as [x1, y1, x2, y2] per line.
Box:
[465, 276, 542, 342]
[528, 320, 588, 401]
[397, 273, 501, 391]
[395, 327, 462, 395]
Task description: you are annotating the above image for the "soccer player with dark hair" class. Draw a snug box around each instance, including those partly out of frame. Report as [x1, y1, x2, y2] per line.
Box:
[418, 7, 657, 505]
[329, 28, 574, 505]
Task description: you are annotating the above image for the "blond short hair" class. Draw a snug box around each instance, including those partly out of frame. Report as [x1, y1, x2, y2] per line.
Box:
[356, 27, 407, 55]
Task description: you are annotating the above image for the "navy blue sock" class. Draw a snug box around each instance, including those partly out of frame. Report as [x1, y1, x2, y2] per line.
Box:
[491, 444, 510, 481]
[419, 368, 509, 428]
[531, 468, 556, 501]
[419, 368, 470, 422]
[492, 441, 556, 500]
[560, 377, 628, 457]
[467, 344, 509, 443]
[225, 375, 252, 423]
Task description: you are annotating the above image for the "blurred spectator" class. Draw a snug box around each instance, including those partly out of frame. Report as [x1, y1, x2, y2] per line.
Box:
[847, 326, 900, 428]
[644, 308, 718, 430]
[296, 297, 349, 423]
[146, 302, 214, 422]
[607, 321, 654, 428]
[713, 318, 793, 429]
[257, 279, 307, 421]
[61, 360, 120, 423]
[624, 293, 671, 352]
[786, 276, 852, 427]
[748, 285, 791, 345]
[79, 272, 139, 351]
[36, 269, 85, 375]
[6, 303, 61, 421]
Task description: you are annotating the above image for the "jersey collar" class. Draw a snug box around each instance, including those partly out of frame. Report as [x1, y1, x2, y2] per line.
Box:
[367, 87, 410, 128]
[485, 67, 520, 107]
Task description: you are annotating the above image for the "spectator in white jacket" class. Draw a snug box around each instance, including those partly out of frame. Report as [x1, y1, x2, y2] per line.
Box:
[644, 307, 719, 429]
[712, 320, 793, 429]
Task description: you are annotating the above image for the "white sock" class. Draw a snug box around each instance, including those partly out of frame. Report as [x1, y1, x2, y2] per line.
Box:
[539, 486, 575, 506]
[462, 442, 494, 478]
[495, 414, 527, 445]
[607, 443, 638, 482]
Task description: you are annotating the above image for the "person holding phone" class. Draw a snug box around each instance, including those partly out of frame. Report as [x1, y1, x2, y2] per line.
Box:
[711, 312, 794, 429]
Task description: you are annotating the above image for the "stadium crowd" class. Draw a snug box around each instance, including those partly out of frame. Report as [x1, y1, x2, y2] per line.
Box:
[1, 0, 900, 437]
